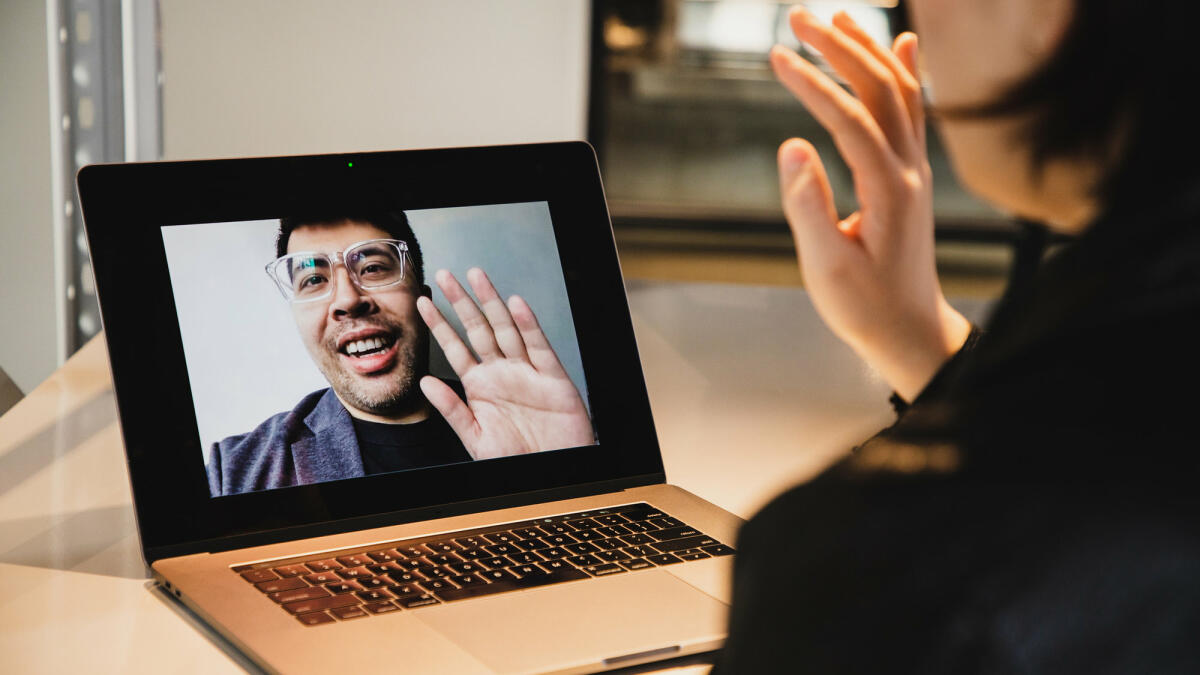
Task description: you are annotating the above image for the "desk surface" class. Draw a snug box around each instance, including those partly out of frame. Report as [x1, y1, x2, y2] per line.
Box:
[0, 280, 987, 673]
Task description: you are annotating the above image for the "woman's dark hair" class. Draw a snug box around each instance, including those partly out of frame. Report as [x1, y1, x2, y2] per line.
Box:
[276, 211, 425, 285]
[928, 1, 1200, 212]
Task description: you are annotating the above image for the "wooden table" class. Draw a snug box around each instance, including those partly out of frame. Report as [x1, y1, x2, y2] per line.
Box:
[0, 280, 989, 673]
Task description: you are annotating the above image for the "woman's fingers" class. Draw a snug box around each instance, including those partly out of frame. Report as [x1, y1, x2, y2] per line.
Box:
[465, 267, 529, 362]
[829, 12, 925, 144]
[435, 269, 502, 361]
[777, 138, 861, 270]
[890, 31, 926, 146]
[791, 7, 916, 161]
[769, 45, 899, 212]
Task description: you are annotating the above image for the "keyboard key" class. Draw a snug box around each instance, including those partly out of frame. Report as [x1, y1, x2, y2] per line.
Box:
[481, 569, 515, 582]
[326, 581, 363, 594]
[650, 517, 683, 529]
[424, 566, 452, 578]
[364, 601, 401, 614]
[618, 558, 655, 571]
[254, 577, 307, 594]
[356, 589, 391, 602]
[567, 554, 602, 567]
[702, 544, 736, 557]
[513, 538, 550, 551]
[391, 571, 427, 584]
[446, 561, 482, 575]
[303, 572, 341, 585]
[650, 535, 719, 553]
[283, 594, 359, 615]
[649, 526, 702, 542]
[418, 579, 459, 594]
[359, 576, 391, 589]
[619, 533, 654, 546]
[622, 521, 657, 533]
[452, 574, 487, 587]
[305, 559, 341, 572]
[595, 514, 629, 526]
[336, 554, 374, 567]
[542, 534, 576, 547]
[621, 508, 666, 522]
[565, 542, 599, 555]
[507, 551, 544, 565]
[566, 518, 599, 530]
[512, 528, 544, 539]
[646, 553, 682, 566]
[240, 569, 278, 583]
[510, 564, 549, 579]
[427, 552, 462, 566]
[482, 532, 519, 545]
[595, 550, 631, 562]
[582, 563, 626, 577]
[479, 556, 513, 569]
[623, 545, 657, 558]
[538, 560, 572, 573]
[592, 538, 623, 551]
[453, 536, 487, 549]
[397, 559, 435, 572]
[270, 586, 331, 604]
[396, 594, 440, 609]
[331, 605, 369, 620]
[571, 529, 603, 541]
[296, 611, 336, 626]
[541, 547, 570, 559]
[272, 564, 310, 578]
[395, 546, 426, 558]
[367, 562, 401, 575]
[539, 522, 572, 535]
[366, 550, 398, 563]
[485, 543, 518, 557]
[424, 541, 462, 555]
[595, 525, 630, 537]
[676, 551, 712, 561]
[458, 547, 488, 560]
[337, 566, 373, 580]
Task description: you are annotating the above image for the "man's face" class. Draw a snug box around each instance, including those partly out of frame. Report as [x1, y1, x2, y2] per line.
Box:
[286, 220, 428, 418]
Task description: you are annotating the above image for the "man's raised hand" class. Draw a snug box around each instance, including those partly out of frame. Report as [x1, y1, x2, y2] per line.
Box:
[416, 268, 594, 460]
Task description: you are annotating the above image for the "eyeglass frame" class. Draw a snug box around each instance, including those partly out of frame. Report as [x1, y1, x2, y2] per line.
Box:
[265, 238, 412, 304]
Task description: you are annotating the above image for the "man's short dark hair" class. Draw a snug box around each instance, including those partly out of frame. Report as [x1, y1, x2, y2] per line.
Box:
[927, 0, 1200, 213]
[276, 212, 425, 285]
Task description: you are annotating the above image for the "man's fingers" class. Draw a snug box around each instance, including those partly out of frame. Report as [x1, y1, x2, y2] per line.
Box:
[792, 7, 916, 161]
[435, 269, 502, 361]
[769, 44, 899, 211]
[416, 296, 477, 377]
[507, 295, 570, 377]
[419, 376, 479, 459]
[778, 139, 862, 267]
[466, 267, 529, 362]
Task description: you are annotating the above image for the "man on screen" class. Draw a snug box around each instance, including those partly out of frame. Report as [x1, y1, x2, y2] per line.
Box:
[205, 212, 594, 497]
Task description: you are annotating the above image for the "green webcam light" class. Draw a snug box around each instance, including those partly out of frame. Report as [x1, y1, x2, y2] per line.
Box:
[347, 161, 354, 168]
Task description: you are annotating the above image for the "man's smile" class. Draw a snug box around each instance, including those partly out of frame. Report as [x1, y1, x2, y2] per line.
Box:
[334, 327, 400, 375]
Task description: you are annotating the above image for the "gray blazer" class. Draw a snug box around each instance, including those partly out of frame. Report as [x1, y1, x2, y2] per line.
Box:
[206, 388, 364, 497]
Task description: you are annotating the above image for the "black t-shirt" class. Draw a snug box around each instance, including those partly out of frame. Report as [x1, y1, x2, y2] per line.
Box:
[352, 412, 472, 475]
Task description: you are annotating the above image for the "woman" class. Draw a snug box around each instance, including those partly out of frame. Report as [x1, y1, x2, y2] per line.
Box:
[716, 0, 1200, 671]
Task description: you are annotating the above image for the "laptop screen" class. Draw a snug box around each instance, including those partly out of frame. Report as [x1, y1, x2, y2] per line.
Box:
[79, 143, 664, 561]
[161, 202, 597, 498]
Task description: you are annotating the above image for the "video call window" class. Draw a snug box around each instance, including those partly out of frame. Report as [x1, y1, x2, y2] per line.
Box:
[161, 201, 595, 498]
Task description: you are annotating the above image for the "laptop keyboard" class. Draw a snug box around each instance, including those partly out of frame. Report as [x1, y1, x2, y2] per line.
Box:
[230, 502, 735, 626]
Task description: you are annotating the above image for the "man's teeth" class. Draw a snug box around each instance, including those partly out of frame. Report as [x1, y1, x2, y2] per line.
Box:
[344, 337, 392, 356]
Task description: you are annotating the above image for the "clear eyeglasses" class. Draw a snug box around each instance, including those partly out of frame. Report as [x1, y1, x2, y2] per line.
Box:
[265, 238, 410, 303]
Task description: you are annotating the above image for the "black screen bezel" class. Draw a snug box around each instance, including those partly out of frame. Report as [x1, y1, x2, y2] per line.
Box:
[77, 142, 665, 564]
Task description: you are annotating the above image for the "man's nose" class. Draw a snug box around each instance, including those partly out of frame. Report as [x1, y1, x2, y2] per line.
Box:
[327, 266, 373, 318]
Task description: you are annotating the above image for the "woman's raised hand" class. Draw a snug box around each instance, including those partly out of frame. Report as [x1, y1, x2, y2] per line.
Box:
[770, 7, 971, 402]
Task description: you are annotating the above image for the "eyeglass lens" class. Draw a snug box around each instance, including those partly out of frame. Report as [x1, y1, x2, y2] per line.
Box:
[283, 241, 405, 300]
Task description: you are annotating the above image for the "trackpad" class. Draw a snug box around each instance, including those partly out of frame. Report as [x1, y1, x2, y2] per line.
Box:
[416, 571, 727, 674]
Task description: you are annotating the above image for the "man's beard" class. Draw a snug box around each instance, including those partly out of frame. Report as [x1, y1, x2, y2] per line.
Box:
[314, 323, 430, 418]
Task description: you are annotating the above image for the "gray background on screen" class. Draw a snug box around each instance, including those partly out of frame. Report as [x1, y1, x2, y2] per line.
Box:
[160, 202, 589, 465]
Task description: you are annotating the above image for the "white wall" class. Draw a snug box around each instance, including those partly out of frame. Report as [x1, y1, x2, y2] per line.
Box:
[158, 0, 591, 159]
[0, 2, 58, 394]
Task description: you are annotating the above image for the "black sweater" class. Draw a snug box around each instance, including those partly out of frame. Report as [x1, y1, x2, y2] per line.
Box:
[715, 185, 1200, 673]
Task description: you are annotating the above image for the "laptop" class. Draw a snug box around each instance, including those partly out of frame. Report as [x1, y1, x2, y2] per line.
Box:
[77, 142, 743, 674]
